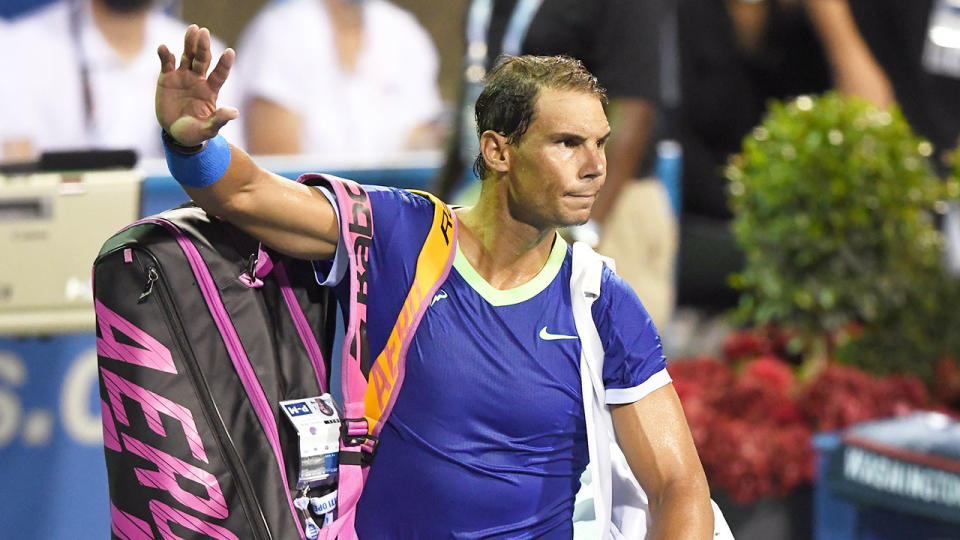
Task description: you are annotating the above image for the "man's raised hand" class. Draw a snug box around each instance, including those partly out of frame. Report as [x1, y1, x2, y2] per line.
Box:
[156, 25, 238, 147]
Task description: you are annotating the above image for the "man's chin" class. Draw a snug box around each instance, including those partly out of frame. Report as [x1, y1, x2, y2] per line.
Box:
[564, 207, 594, 227]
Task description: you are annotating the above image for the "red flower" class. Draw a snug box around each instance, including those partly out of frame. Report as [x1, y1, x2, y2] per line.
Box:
[799, 364, 887, 432]
[771, 400, 805, 424]
[771, 425, 816, 495]
[700, 419, 776, 504]
[932, 356, 960, 406]
[879, 375, 929, 417]
[668, 357, 734, 407]
[671, 354, 816, 503]
[669, 346, 953, 506]
[742, 354, 797, 396]
[722, 329, 771, 362]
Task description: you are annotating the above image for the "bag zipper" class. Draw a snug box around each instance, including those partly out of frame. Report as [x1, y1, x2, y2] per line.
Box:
[273, 260, 328, 393]
[134, 253, 273, 540]
[138, 266, 158, 303]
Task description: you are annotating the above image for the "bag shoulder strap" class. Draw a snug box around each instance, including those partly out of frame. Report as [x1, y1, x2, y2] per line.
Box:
[301, 176, 456, 540]
[363, 189, 457, 440]
[302, 173, 374, 540]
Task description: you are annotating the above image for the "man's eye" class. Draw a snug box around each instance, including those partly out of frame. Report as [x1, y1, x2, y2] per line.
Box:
[561, 139, 578, 147]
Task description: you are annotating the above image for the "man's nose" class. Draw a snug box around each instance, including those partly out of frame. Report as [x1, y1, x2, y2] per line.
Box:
[581, 145, 606, 179]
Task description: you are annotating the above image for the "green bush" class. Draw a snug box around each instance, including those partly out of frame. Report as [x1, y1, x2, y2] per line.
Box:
[726, 92, 959, 378]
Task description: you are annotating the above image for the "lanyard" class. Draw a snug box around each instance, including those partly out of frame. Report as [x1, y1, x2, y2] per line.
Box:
[460, 0, 544, 162]
[68, 0, 97, 141]
[464, 0, 545, 83]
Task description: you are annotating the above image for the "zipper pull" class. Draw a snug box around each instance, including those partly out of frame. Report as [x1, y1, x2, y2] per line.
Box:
[246, 252, 258, 280]
[138, 267, 159, 303]
[294, 487, 310, 513]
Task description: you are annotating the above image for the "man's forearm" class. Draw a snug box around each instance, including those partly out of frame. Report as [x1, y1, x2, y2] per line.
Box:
[170, 138, 339, 260]
[179, 140, 264, 220]
[612, 388, 714, 539]
[648, 479, 713, 539]
[805, 0, 894, 107]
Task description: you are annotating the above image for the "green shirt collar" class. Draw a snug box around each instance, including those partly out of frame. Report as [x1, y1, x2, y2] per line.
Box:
[453, 232, 567, 306]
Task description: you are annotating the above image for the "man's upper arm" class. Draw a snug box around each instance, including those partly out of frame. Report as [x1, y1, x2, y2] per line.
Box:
[611, 384, 704, 495]
[595, 267, 693, 470]
[612, 384, 714, 540]
[597, 269, 700, 491]
[596, 269, 712, 537]
[594, 268, 667, 399]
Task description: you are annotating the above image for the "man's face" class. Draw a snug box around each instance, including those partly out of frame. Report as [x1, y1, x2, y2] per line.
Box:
[505, 89, 610, 229]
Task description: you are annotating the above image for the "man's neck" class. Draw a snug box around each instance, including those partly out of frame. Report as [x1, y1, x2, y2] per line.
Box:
[90, 0, 149, 62]
[455, 181, 556, 291]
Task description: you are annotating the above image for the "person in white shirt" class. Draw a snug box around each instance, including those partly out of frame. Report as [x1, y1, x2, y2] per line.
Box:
[0, 0, 240, 163]
[235, 0, 446, 160]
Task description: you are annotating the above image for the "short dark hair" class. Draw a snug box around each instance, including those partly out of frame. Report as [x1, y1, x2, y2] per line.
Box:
[472, 55, 608, 179]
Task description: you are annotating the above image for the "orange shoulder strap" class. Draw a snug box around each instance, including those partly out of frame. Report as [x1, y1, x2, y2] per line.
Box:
[363, 190, 457, 437]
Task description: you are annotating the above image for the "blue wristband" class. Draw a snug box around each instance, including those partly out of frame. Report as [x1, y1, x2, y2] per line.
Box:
[163, 132, 232, 188]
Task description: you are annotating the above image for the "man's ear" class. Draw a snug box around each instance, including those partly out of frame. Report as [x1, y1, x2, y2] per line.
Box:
[479, 130, 511, 174]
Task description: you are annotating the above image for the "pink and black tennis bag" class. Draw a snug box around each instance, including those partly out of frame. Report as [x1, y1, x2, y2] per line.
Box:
[94, 175, 457, 539]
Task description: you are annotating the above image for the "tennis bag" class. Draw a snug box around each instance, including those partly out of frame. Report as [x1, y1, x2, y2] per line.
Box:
[94, 174, 457, 539]
[93, 200, 339, 539]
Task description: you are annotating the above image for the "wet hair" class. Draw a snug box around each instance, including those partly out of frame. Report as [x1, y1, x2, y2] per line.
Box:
[472, 55, 607, 180]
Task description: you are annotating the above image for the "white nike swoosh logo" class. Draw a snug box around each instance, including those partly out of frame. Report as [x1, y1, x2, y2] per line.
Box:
[539, 326, 578, 341]
[431, 290, 448, 306]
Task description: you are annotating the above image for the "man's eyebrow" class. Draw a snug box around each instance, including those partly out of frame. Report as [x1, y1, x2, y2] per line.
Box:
[551, 130, 612, 142]
[552, 132, 586, 141]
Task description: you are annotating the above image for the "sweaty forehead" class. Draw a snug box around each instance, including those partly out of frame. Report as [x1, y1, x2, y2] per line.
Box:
[531, 88, 609, 135]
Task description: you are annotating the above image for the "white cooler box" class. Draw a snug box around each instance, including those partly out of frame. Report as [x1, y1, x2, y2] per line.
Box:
[0, 170, 141, 334]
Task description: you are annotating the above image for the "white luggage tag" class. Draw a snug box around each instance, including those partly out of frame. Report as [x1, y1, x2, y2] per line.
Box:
[280, 394, 341, 489]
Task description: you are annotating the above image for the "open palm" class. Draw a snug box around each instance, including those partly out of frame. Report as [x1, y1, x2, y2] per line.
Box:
[156, 25, 238, 147]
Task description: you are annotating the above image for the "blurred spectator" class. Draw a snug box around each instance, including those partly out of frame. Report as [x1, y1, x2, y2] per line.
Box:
[806, 0, 960, 172]
[235, 0, 445, 159]
[676, 0, 831, 310]
[0, 0, 240, 163]
[433, 0, 677, 328]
